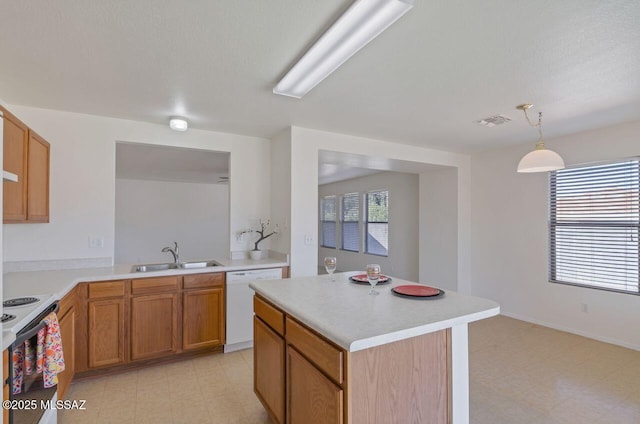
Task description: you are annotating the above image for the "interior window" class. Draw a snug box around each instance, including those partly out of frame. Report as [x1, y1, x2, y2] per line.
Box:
[549, 159, 639, 294]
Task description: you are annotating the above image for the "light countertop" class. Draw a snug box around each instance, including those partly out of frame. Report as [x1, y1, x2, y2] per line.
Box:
[3, 257, 288, 300]
[3, 256, 288, 349]
[250, 272, 500, 352]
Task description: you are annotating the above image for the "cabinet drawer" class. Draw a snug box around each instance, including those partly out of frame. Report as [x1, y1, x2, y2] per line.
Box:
[131, 276, 179, 295]
[286, 317, 344, 385]
[59, 286, 76, 316]
[183, 272, 225, 290]
[88, 281, 125, 299]
[254, 296, 284, 336]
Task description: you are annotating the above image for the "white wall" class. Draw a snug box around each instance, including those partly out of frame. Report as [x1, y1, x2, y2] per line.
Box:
[318, 172, 419, 280]
[471, 120, 640, 350]
[2, 105, 271, 263]
[420, 168, 458, 291]
[114, 179, 229, 264]
[269, 129, 292, 256]
[276, 126, 471, 283]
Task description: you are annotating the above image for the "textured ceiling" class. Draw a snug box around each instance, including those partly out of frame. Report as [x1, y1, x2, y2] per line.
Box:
[1, 1, 639, 153]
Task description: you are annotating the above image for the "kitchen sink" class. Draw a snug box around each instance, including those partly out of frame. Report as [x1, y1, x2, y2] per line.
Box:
[178, 260, 221, 269]
[131, 263, 179, 272]
[132, 260, 221, 272]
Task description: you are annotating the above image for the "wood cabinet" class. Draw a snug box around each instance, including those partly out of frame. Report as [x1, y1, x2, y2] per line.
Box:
[288, 347, 343, 424]
[26, 130, 50, 222]
[183, 273, 225, 351]
[2, 106, 29, 221]
[87, 281, 127, 368]
[1, 105, 50, 223]
[57, 288, 77, 399]
[79, 272, 226, 375]
[254, 315, 285, 424]
[131, 292, 180, 360]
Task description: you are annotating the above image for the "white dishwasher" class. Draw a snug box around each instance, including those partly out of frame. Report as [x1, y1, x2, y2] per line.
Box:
[225, 268, 283, 352]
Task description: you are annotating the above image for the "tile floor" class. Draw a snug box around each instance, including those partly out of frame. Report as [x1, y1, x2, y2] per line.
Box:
[59, 315, 640, 423]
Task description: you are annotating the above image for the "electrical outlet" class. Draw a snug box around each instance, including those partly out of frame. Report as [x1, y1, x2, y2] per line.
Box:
[304, 235, 313, 245]
[88, 236, 104, 248]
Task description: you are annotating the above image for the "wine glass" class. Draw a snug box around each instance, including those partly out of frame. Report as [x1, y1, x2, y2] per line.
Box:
[324, 257, 337, 281]
[366, 264, 381, 295]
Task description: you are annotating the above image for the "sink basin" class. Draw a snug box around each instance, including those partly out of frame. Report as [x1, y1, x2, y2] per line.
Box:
[132, 260, 221, 272]
[131, 263, 179, 272]
[178, 260, 221, 269]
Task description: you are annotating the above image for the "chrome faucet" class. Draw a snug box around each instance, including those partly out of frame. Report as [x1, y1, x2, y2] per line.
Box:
[161, 242, 179, 263]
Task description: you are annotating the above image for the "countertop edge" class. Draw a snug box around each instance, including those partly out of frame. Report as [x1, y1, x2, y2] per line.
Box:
[348, 306, 501, 352]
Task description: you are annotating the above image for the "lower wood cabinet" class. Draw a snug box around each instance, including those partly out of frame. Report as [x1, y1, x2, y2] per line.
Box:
[57, 288, 77, 399]
[254, 316, 285, 424]
[183, 287, 224, 350]
[287, 346, 344, 424]
[88, 297, 126, 368]
[78, 272, 226, 376]
[131, 292, 179, 360]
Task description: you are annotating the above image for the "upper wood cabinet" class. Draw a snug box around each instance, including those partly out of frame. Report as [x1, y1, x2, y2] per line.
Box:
[1, 106, 50, 223]
[26, 130, 50, 222]
[2, 106, 29, 221]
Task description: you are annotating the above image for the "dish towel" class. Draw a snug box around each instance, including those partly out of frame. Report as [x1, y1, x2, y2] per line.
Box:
[12, 345, 24, 395]
[39, 312, 65, 388]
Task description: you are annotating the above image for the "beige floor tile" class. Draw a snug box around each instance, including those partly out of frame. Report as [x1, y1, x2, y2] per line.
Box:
[61, 314, 640, 424]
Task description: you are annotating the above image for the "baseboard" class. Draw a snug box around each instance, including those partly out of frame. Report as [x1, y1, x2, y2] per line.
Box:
[500, 311, 640, 351]
[224, 340, 253, 353]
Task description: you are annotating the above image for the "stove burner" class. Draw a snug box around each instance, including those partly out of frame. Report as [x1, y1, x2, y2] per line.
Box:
[1, 314, 16, 323]
[3, 297, 40, 307]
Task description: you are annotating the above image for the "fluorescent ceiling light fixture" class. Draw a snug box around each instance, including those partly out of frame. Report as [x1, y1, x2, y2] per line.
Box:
[273, 0, 414, 99]
[169, 117, 188, 131]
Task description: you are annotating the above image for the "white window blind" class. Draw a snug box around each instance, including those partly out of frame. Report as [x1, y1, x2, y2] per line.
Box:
[341, 193, 359, 252]
[321, 196, 337, 248]
[365, 190, 389, 256]
[550, 159, 639, 294]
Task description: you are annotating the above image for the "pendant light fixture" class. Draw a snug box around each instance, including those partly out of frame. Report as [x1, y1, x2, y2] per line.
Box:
[516, 104, 565, 173]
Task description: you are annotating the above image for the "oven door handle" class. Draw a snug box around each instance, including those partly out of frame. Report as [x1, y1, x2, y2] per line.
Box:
[13, 302, 60, 346]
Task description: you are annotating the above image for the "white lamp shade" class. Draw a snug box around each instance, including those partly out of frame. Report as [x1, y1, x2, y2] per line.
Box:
[169, 117, 188, 131]
[517, 148, 565, 173]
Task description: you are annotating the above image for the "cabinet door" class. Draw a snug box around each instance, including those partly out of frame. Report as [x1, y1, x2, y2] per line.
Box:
[2, 108, 29, 222]
[287, 346, 343, 424]
[26, 131, 49, 222]
[88, 298, 126, 368]
[183, 287, 224, 351]
[254, 317, 285, 424]
[58, 306, 75, 398]
[131, 293, 179, 361]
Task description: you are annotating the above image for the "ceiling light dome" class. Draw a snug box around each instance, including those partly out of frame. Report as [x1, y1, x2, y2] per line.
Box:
[517, 145, 565, 173]
[169, 117, 188, 131]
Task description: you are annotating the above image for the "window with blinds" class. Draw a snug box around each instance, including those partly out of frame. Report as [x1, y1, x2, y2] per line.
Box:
[341, 193, 360, 252]
[365, 190, 389, 256]
[549, 159, 639, 294]
[321, 196, 337, 248]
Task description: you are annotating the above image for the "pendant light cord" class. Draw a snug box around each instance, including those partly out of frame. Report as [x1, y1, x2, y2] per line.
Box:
[522, 108, 544, 148]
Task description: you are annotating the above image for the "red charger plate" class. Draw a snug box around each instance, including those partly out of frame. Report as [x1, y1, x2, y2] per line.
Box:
[392, 285, 444, 298]
[349, 274, 391, 284]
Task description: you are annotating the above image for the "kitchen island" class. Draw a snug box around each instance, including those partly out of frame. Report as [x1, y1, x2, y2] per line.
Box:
[250, 272, 500, 424]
